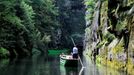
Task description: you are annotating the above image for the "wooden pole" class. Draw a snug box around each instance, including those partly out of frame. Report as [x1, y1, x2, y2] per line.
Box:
[70, 36, 84, 67]
[70, 37, 85, 75]
[70, 36, 76, 46]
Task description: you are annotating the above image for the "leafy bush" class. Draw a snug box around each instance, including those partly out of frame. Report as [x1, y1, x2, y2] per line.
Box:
[0, 47, 9, 58]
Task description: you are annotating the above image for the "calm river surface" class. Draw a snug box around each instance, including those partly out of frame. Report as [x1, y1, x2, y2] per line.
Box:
[0, 54, 128, 75]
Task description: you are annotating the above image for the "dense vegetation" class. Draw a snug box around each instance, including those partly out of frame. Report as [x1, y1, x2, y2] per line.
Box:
[0, 0, 60, 58]
[0, 0, 86, 58]
[56, 0, 86, 48]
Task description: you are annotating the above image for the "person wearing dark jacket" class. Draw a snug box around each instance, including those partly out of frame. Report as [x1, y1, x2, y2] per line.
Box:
[72, 46, 78, 59]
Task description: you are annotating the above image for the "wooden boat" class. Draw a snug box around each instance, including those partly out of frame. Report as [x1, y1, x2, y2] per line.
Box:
[60, 55, 79, 67]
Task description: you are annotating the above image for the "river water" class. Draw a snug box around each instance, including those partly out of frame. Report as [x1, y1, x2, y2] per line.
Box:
[0, 54, 128, 75]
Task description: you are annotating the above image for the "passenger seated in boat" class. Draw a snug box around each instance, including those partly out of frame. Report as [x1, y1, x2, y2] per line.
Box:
[72, 46, 78, 59]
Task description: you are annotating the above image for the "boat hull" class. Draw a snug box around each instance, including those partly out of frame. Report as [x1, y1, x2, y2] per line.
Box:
[60, 55, 79, 67]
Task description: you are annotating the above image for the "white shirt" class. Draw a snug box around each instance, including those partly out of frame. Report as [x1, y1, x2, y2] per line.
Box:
[73, 47, 78, 54]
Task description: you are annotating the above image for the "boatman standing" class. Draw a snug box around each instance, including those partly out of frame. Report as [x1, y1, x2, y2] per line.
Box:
[72, 46, 78, 59]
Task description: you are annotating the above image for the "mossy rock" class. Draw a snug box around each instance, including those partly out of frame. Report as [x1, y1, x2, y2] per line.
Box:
[112, 38, 124, 54]
[96, 56, 102, 64]
[96, 40, 107, 48]
[105, 32, 115, 42]
[116, 20, 127, 32]
[0, 47, 10, 58]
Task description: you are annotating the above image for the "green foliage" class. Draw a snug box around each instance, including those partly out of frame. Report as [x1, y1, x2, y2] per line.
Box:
[84, 0, 95, 21]
[0, 0, 22, 28]
[104, 32, 115, 43]
[32, 0, 59, 28]
[116, 20, 127, 32]
[4, 14, 23, 28]
[20, 0, 36, 42]
[0, 0, 60, 57]
[0, 47, 9, 58]
[31, 0, 60, 49]
[96, 40, 107, 48]
[84, 0, 95, 8]
[96, 56, 102, 64]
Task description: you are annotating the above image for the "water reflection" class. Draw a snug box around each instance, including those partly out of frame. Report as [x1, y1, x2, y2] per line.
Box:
[0, 54, 129, 75]
[83, 57, 127, 75]
[0, 59, 9, 74]
[60, 66, 79, 75]
[0, 54, 80, 75]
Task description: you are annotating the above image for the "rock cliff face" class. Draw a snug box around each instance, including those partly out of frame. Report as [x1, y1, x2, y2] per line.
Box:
[56, 0, 86, 48]
[84, 0, 134, 74]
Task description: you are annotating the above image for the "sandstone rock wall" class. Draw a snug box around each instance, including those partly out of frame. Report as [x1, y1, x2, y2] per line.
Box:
[84, 0, 134, 74]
